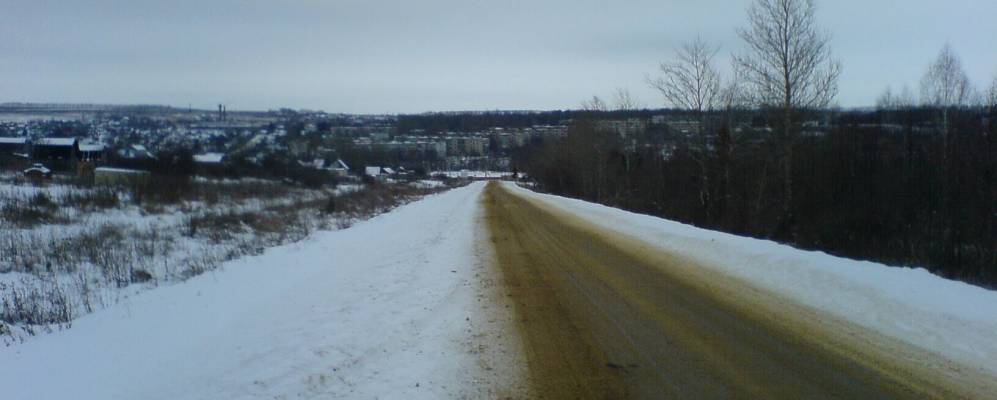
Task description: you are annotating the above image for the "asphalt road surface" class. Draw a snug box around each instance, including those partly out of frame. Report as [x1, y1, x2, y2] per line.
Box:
[483, 182, 993, 399]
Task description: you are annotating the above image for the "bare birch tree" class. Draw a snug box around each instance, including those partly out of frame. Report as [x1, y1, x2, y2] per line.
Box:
[986, 72, 997, 109]
[648, 37, 725, 222]
[734, 0, 840, 235]
[920, 44, 973, 108]
[613, 88, 641, 111]
[648, 38, 724, 113]
[877, 85, 917, 111]
[581, 95, 608, 112]
[876, 86, 897, 111]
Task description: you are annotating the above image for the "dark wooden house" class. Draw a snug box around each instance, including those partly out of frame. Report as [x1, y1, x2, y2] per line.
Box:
[0, 137, 30, 170]
[32, 137, 79, 171]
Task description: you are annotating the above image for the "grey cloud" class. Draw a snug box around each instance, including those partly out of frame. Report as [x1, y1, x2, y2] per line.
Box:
[1, 0, 994, 113]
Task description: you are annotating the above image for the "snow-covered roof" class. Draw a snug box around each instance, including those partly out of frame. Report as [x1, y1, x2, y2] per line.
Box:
[364, 166, 381, 176]
[382, 167, 396, 175]
[194, 153, 225, 163]
[119, 144, 157, 160]
[79, 143, 105, 152]
[0, 137, 27, 145]
[332, 159, 349, 170]
[35, 137, 77, 146]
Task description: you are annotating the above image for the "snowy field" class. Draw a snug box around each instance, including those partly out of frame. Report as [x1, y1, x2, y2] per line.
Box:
[0, 182, 523, 399]
[0, 174, 453, 344]
[504, 182, 997, 377]
[4, 180, 995, 399]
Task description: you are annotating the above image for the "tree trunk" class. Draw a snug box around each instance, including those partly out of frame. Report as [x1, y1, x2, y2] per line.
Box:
[781, 108, 795, 239]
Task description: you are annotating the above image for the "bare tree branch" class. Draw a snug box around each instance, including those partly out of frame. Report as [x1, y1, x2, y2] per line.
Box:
[648, 37, 724, 113]
[733, 0, 840, 235]
[613, 88, 641, 111]
[920, 44, 974, 108]
[985, 72, 997, 109]
[581, 95, 608, 112]
[734, 0, 841, 111]
[876, 85, 916, 111]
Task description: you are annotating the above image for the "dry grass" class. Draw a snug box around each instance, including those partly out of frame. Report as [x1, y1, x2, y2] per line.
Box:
[1, 177, 464, 341]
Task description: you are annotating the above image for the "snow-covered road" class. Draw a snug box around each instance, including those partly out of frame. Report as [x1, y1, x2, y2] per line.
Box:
[0, 182, 525, 399]
[502, 182, 997, 382]
[3, 180, 996, 399]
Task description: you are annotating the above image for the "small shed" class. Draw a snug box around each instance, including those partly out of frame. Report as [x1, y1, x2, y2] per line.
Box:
[194, 152, 226, 176]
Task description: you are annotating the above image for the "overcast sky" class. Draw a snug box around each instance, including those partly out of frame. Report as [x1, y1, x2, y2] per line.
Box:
[2, 0, 995, 113]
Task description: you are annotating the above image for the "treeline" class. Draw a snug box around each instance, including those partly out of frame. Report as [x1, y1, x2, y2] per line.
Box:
[396, 109, 696, 134]
[516, 107, 996, 287]
[107, 148, 339, 188]
[397, 111, 568, 134]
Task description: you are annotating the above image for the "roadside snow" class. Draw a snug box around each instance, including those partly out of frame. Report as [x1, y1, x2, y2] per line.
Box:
[505, 182, 997, 377]
[431, 170, 512, 179]
[0, 182, 520, 399]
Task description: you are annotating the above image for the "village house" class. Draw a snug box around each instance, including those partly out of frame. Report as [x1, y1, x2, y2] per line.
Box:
[194, 152, 226, 175]
[32, 137, 79, 171]
[116, 144, 157, 161]
[0, 137, 29, 169]
[78, 142, 107, 163]
[364, 165, 382, 177]
[328, 159, 349, 177]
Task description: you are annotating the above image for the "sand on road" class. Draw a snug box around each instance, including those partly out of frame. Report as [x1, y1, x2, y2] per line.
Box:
[483, 181, 995, 399]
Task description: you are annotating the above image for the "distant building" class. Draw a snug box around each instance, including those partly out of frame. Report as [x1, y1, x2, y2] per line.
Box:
[0, 137, 28, 156]
[116, 144, 156, 161]
[597, 118, 646, 138]
[0, 137, 29, 168]
[445, 136, 488, 156]
[329, 159, 349, 177]
[78, 142, 107, 163]
[193, 152, 225, 165]
[193, 152, 226, 175]
[33, 137, 79, 171]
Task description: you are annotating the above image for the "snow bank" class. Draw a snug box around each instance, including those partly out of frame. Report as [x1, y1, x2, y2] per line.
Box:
[410, 179, 446, 189]
[0, 182, 517, 399]
[504, 182, 997, 376]
[431, 170, 512, 179]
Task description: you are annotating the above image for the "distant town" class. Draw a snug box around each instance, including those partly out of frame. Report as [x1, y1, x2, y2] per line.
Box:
[1, 101, 762, 185]
[0, 102, 578, 183]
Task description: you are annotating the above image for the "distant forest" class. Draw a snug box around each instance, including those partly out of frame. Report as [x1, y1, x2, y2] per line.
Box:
[514, 107, 996, 288]
[503, 0, 997, 288]
[396, 111, 573, 133]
